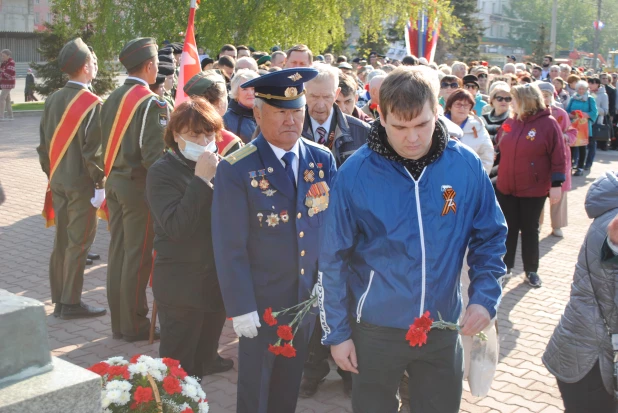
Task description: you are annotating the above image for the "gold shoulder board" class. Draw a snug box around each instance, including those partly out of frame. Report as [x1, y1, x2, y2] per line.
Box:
[224, 143, 257, 165]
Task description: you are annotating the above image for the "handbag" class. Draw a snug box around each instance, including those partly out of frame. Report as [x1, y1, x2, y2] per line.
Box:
[568, 99, 590, 147]
[592, 116, 612, 141]
[584, 241, 618, 399]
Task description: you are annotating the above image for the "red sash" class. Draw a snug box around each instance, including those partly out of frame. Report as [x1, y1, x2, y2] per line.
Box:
[42, 89, 100, 228]
[98, 85, 154, 222]
[217, 129, 243, 157]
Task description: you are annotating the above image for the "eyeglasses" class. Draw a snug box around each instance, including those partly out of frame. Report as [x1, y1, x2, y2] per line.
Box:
[464, 84, 479, 90]
[494, 96, 512, 102]
[441, 82, 459, 89]
[477, 73, 488, 79]
[452, 103, 472, 110]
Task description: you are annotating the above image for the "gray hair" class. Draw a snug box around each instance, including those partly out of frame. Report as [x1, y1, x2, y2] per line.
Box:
[368, 74, 387, 93]
[575, 80, 589, 90]
[503, 63, 516, 73]
[0, 49, 11, 56]
[559, 63, 571, 72]
[515, 63, 527, 72]
[439, 65, 452, 75]
[550, 65, 560, 71]
[235, 57, 258, 72]
[489, 81, 510, 99]
[230, 68, 259, 100]
[309, 63, 340, 91]
[451, 61, 467, 73]
[367, 69, 386, 83]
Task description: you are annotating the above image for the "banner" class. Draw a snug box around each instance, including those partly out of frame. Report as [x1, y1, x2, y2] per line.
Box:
[405, 11, 441, 63]
[174, 0, 201, 108]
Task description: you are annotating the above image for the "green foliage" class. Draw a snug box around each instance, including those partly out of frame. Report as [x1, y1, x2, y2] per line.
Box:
[530, 24, 551, 64]
[435, 0, 484, 63]
[31, 3, 116, 97]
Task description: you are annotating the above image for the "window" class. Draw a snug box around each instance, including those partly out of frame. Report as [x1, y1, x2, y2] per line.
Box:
[34, 14, 39, 23]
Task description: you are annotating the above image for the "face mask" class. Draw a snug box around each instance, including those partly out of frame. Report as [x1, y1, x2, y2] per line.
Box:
[178, 136, 216, 161]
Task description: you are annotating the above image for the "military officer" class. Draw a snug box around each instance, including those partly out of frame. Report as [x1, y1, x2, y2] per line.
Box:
[212, 68, 337, 413]
[36, 38, 106, 319]
[96, 37, 168, 342]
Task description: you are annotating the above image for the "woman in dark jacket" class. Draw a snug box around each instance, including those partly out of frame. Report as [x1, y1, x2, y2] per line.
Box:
[223, 68, 258, 143]
[495, 83, 567, 288]
[482, 81, 511, 183]
[146, 97, 232, 378]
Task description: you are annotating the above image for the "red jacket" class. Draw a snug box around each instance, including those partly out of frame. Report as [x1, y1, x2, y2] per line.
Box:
[496, 108, 566, 198]
[0, 57, 16, 89]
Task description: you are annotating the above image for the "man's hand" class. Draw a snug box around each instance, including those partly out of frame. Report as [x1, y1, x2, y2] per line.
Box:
[460, 304, 491, 336]
[331, 339, 359, 374]
[232, 311, 261, 338]
[608, 214, 618, 245]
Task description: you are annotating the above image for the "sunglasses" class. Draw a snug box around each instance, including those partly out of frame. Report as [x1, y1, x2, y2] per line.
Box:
[477, 73, 488, 79]
[464, 84, 479, 90]
[441, 82, 459, 89]
[494, 96, 512, 102]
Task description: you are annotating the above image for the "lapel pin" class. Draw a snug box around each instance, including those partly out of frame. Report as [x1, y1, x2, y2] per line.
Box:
[309, 162, 315, 168]
[257, 212, 263, 227]
[267, 167, 274, 173]
[262, 189, 277, 197]
[280, 210, 289, 223]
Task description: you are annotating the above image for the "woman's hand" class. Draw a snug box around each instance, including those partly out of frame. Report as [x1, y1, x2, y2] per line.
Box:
[549, 187, 562, 205]
[195, 151, 219, 182]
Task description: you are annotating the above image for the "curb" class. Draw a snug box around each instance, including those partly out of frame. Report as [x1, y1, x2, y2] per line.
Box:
[12, 110, 44, 118]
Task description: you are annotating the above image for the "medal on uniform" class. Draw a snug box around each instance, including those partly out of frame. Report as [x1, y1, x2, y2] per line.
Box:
[262, 189, 277, 197]
[266, 212, 280, 227]
[257, 212, 263, 227]
[305, 181, 330, 216]
[249, 171, 258, 188]
[257, 169, 270, 190]
[280, 210, 289, 223]
[267, 167, 274, 173]
[317, 163, 324, 179]
[303, 169, 315, 183]
[309, 162, 315, 168]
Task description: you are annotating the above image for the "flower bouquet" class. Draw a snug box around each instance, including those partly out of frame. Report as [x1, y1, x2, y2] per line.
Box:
[87, 355, 209, 413]
[406, 311, 487, 347]
[263, 295, 318, 358]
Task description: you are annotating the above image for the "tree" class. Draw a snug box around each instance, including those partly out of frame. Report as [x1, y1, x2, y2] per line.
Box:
[31, 3, 116, 97]
[435, 0, 484, 63]
[530, 24, 550, 64]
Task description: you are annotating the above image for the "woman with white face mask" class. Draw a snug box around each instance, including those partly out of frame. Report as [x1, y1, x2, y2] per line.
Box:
[145, 97, 234, 378]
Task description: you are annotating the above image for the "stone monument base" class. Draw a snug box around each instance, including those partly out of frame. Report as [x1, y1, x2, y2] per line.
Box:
[0, 356, 101, 413]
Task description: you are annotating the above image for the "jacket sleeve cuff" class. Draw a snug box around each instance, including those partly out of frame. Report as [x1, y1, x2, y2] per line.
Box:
[551, 172, 566, 184]
[468, 296, 498, 320]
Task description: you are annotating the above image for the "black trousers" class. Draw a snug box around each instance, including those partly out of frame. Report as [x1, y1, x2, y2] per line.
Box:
[557, 362, 615, 413]
[304, 318, 352, 382]
[157, 303, 227, 378]
[496, 191, 546, 273]
[351, 321, 463, 413]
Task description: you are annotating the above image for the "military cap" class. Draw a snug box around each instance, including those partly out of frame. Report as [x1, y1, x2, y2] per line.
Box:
[241, 67, 318, 109]
[256, 55, 271, 65]
[119, 37, 158, 71]
[170, 42, 183, 54]
[153, 74, 166, 86]
[183, 71, 226, 97]
[338, 62, 353, 70]
[158, 55, 174, 65]
[158, 62, 175, 77]
[59, 38, 91, 74]
[159, 46, 173, 58]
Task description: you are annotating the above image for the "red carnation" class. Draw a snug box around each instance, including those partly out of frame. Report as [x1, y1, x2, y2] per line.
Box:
[169, 365, 187, 379]
[88, 362, 109, 376]
[162, 358, 180, 368]
[129, 354, 143, 364]
[263, 307, 277, 326]
[181, 408, 193, 413]
[280, 343, 297, 358]
[163, 376, 182, 395]
[412, 311, 433, 333]
[107, 365, 130, 381]
[369, 103, 378, 110]
[277, 325, 294, 341]
[133, 386, 153, 404]
[406, 326, 428, 347]
[502, 123, 512, 133]
[268, 344, 282, 355]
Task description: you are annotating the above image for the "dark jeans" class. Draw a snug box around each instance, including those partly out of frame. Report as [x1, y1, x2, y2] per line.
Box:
[158, 303, 227, 378]
[496, 191, 546, 273]
[351, 321, 463, 413]
[304, 318, 352, 382]
[573, 141, 596, 169]
[557, 361, 615, 413]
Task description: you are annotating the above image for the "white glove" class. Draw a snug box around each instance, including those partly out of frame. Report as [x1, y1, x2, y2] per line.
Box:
[311, 283, 319, 307]
[232, 311, 261, 338]
[90, 188, 105, 208]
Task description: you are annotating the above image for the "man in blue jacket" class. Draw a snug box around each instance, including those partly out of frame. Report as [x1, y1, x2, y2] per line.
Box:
[317, 66, 507, 413]
[212, 68, 337, 413]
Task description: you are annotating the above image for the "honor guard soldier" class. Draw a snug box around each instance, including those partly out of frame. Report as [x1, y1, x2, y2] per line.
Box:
[37, 38, 106, 319]
[96, 37, 168, 342]
[212, 68, 337, 413]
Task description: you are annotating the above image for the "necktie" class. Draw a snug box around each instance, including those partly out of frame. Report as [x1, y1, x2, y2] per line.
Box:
[316, 127, 327, 145]
[282, 152, 296, 189]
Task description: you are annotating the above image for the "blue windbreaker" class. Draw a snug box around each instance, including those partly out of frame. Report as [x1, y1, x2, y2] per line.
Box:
[318, 135, 507, 346]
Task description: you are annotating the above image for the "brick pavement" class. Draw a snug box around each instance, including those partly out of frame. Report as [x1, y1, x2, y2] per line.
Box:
[1, 114, 617, 412]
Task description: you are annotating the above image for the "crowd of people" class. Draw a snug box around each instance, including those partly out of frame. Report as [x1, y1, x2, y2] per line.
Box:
[26, 35, 618, 413]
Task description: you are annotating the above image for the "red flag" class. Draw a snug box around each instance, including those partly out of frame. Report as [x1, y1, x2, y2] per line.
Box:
[175, 0, 201, 108]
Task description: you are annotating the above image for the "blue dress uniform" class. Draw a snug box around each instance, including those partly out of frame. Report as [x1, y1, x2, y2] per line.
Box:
[212, 68, 337, 413]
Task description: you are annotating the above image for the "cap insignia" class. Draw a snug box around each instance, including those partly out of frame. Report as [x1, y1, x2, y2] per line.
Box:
[284, 87, 298, 98]
[288, 72, 303, 82]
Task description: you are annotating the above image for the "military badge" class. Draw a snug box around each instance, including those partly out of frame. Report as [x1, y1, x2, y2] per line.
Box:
[158, 113, 168, 126]
[526, 128, 537, 141]
[288, 72, 303, 82]
[441, 185, 457, 216]
[303, 170, 315, 183]
[257, 169, 270, 190]
[249, 171, 258, 188]
[262, 189, 277, 197]
[266, 213, 280, 227]
[267, 167, 274, 173]
[309, 162, 315, 168]
[305, 181, 330, 216]
[280, 210, 289, 223]
[257, 212, 263, 227]
[284, 87, 298, 98]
